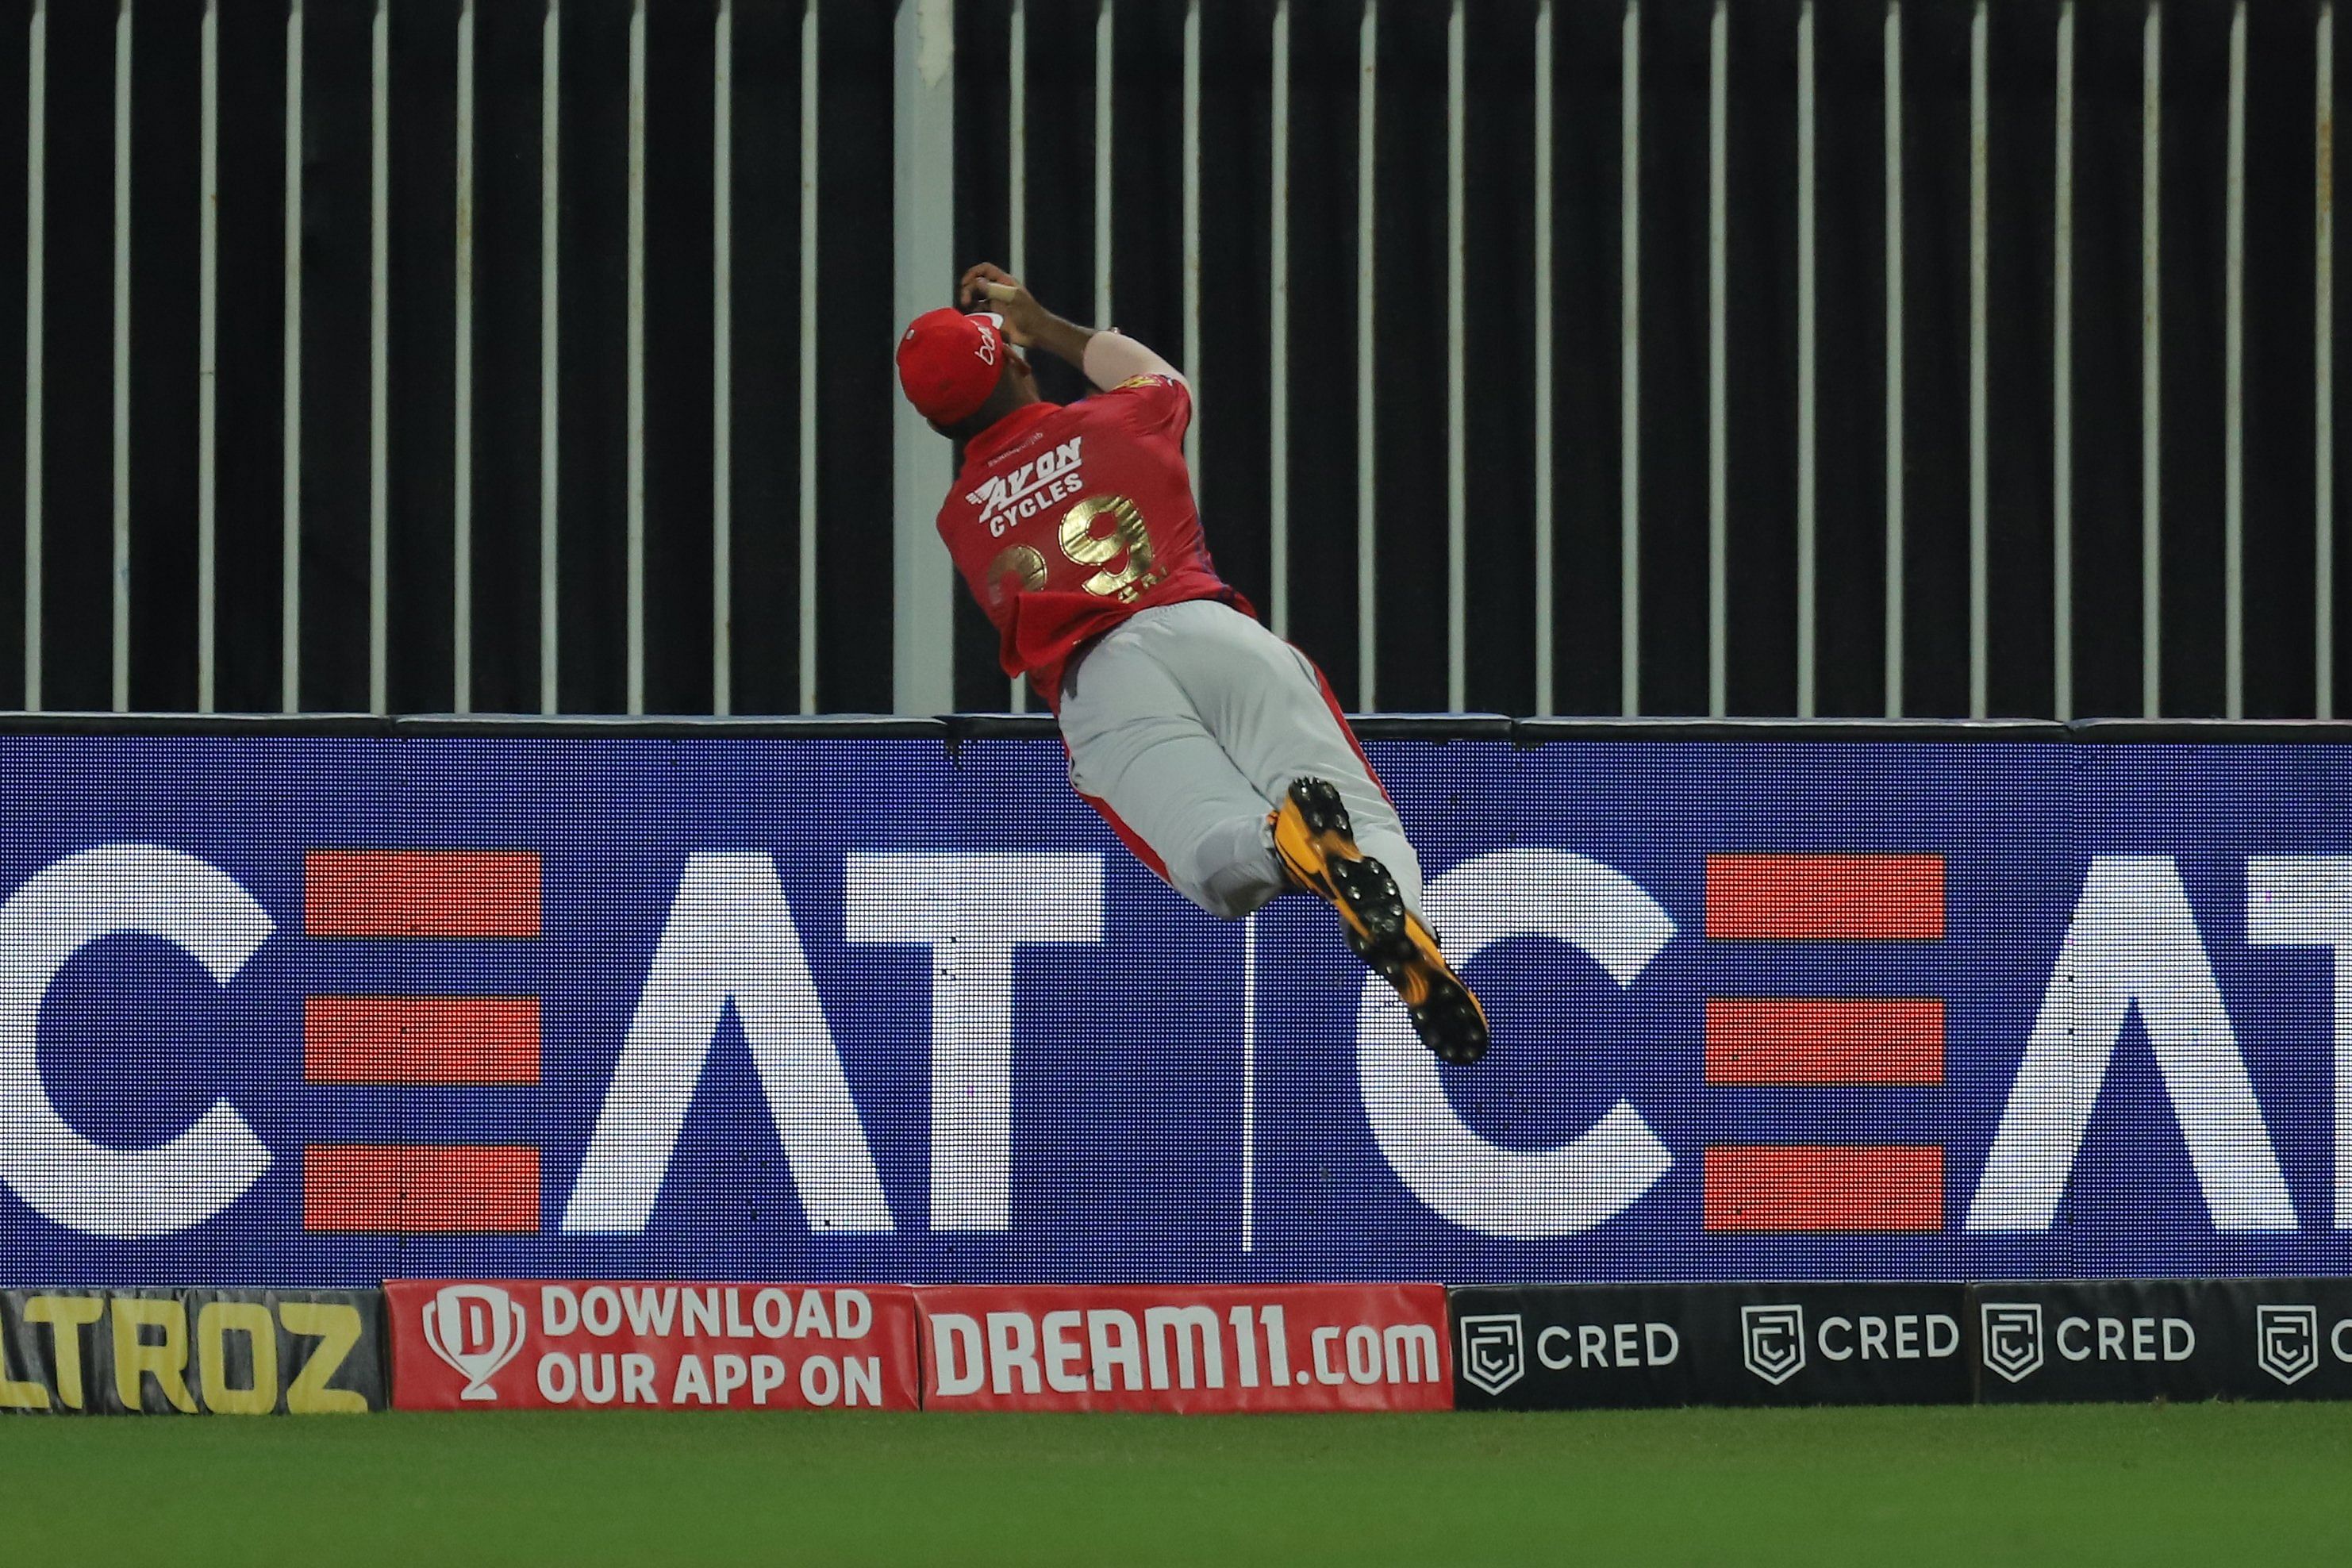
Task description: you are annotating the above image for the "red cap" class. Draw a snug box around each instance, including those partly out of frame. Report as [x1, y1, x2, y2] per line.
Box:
[896, 309, 1009, 424]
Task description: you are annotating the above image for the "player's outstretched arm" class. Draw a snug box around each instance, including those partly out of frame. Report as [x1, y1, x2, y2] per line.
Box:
[959, 261, 1188, 394]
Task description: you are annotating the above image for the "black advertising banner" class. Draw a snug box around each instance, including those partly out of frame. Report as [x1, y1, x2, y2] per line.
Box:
[1450, 1286, 1700, 1411]
[1450, 1284, 1970, 1410]
[1967, 1281, 2220, 1405]
[1970, 1279, 2352, 1405]
[1439, 1288, 1702, 1410]
[1691, 1285, 1971, 1408]
[2200, 1280, 2352, 1401]
[0, 1289, 385, 1414]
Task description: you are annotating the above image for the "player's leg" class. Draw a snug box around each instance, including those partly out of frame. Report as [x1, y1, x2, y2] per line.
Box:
[1135, 601, 1487, 1064]
[1266, 775, 1486, 1063]
[1100, 602, 1422, 909]
[1057, 617, 1289, 920]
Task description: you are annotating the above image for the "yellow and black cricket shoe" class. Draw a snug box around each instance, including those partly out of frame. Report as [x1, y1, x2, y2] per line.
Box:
[1270, 776, 1489, 1066]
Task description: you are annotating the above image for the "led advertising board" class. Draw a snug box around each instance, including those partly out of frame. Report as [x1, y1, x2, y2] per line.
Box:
[2, 732, 2347, 1286]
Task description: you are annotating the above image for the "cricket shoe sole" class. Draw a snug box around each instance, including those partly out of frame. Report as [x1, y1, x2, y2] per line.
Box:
[1270, 776, 1489, 1066]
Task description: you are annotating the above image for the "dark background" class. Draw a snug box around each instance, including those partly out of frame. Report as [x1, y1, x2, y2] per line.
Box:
[1, 0, 2340, 717]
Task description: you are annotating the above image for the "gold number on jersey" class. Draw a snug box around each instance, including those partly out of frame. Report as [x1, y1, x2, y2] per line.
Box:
[984, 494, 1165, 605]
[1057, 495, 1164, 603]
[984, 544, 1049, 606]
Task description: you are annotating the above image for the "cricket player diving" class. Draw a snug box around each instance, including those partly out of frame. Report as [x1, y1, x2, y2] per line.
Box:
[894, 263, 1488, 1066]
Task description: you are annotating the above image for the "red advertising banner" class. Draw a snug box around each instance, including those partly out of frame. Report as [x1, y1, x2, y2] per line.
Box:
[913, 1283, 1453, 1413]
[385, 1280, 920, 1412]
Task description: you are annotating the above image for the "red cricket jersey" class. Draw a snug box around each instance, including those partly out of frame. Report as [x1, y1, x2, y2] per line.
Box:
[936, 375, 1253, 708]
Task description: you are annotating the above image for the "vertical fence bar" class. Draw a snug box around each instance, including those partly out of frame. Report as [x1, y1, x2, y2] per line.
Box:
[1968, 0, 1989, 717]
[2322, 2, 2336, 719]
[1008, 0, 1026, 710]
[540, 0, 560, 714]
[1446, 0, 1465, 712]
[713, 0, 732, 715]
[625, 0, 645, 715]
[1796, 0, 1816, 717]
[1182, 0, 1200, 489]
[2224, 0, 2245, 717]
[1356, 0, 1376, 709]
[2054, 0, 2074, 720]
[2141, 1, 2161, 718]
[797, 0, 817, 713]
[283, 0, 302, 711]
[1620, 0, 1639, 717]
[21, 0, 40, 713]
[369, 0, 388, 714]
[1533, 0, 1553, 714]
[1884, 0, 1902, 717]
[1269, 0, 1289, 640]
[1095, 0, 1112, 329]
[1707, 0, 1726, 717]
[455, 0, 476, 713]
[112, 0, 130, 713]
[540, 0, 564, 709]
[198, 0, 217, 711]
[890, 0, 955, 715]
[1008, 0, 1024, 325]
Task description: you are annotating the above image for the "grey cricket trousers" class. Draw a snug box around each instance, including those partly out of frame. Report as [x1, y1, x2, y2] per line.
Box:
[1057, 598, 1423, 920]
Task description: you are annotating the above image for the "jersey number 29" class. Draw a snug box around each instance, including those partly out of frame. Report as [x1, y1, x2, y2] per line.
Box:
[987, 494, 1166, 606]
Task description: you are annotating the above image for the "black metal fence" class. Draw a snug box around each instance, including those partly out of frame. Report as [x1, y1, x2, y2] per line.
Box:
[2, 0, 2343, 720]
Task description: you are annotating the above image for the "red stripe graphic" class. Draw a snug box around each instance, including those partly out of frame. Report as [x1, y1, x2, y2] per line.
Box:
[306, 850, 541, 938]
[303, 996, 540, 1085]
[1702, 1144, 1943, 1232]
[1704, 997, 1944, 1086]
[1704, 854, 1944, 941]
[302, 1145, 541, 1232]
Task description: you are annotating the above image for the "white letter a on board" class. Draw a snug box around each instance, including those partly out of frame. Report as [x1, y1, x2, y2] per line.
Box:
[563, 852, 894, 1233]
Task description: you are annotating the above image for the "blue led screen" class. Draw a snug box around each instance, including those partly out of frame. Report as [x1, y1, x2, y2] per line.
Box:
[3, 733, 2349, 1286]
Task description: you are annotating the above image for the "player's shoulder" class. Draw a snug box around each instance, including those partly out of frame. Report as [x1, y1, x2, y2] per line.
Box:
[1078, 374, 1189, 435]
[1099, 373, 1188, 402]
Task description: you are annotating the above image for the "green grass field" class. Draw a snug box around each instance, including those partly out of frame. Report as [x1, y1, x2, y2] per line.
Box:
[5, 1404, 2345, 1565]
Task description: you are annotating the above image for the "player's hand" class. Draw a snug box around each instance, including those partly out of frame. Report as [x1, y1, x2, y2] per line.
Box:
[959, 263, 1052, 347]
